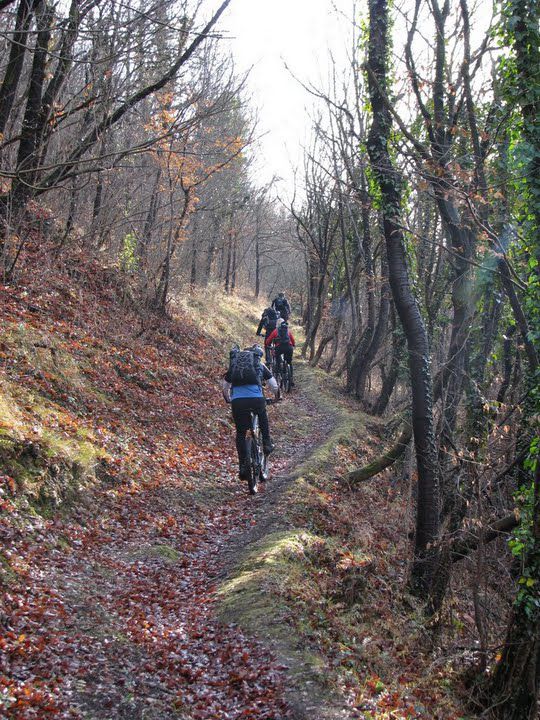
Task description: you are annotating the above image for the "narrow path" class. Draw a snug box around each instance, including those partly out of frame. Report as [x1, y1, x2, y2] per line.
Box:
[219, 365, 335, 568]
[3, 364, 341, 719]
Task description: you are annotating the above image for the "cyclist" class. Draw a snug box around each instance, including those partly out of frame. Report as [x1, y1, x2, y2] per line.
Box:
[265, 321, 296, 386]
[256, 306, 279, 363]
[271, 292, 291, 321]
[222, 344, 279, 481]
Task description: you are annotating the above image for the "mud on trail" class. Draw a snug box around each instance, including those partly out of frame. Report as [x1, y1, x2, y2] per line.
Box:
[1, 357, 351, 719]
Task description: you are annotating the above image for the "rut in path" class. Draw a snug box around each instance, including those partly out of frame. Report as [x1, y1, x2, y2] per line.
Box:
[3, 364, 338, 720]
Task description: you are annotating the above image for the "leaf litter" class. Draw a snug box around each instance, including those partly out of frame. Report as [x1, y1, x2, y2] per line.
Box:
[0, 239, 293, 719]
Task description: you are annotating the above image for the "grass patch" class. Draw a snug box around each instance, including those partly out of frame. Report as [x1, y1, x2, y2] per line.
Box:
[0, 552, 18, 586]
[176, 286, 265, 353]
[128, 544, 181, 564]
[218, 529, 339, 711]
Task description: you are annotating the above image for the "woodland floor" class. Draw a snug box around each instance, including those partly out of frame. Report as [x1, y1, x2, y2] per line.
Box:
[1, 241, 474, 720]
[4, 363, 343, 720]
[0, 241, 352, 719]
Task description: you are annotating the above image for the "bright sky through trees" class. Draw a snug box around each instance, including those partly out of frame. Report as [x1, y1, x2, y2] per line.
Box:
[222, 0, 353, 195]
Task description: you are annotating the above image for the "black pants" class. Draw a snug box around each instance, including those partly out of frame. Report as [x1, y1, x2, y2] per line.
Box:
[231, 397, 270, 466]
[276, 345, 294, 381]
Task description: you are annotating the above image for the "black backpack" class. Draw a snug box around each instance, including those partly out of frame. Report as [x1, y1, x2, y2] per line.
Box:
[228, 349, 262, 386]
[277, 323, 290, 345]
[265, 307, 278, 328]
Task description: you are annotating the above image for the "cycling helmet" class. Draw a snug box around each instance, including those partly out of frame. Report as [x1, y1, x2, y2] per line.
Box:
[246, 344, 264, 358]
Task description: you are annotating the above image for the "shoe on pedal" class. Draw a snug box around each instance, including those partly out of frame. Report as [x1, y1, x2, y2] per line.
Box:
[263, 441, 275, 455]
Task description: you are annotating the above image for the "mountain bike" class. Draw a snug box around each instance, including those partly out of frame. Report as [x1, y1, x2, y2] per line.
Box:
[280, 357, 293, 393]
[273, 350, 293, 394]
[245, 397, 280, 495]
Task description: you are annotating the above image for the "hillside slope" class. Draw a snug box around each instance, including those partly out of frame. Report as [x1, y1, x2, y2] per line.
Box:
[0, 240, 285, 717]
[0, 240, 469, 720]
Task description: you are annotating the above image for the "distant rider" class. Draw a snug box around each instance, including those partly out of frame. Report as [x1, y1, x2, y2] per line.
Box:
[265, 320, 295, 386]
[256, 306, 279, 363]
[222, 344, 279, 481]
[271, 292, 291, 321]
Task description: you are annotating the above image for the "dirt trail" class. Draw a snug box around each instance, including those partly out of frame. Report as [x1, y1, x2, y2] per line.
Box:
[216, 364, 353, 720]
[4, 363, 345, 719]
[219, 365, 335, 568]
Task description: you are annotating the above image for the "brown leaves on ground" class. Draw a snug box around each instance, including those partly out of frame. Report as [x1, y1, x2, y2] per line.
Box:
[0, 237, 290, 719]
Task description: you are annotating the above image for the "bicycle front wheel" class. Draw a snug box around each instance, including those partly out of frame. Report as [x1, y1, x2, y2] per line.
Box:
[253, 420, 268, 482]
[246, 436, 258, 495]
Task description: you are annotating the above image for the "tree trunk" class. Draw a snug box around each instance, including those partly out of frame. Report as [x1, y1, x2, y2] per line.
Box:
[255, 233, 260, 298]
[190, 235, 197, 290]
[499, 258, 538, 373]
[366, 0, 440, 599]
[0, 0, 41, 136]
[224, 230, 232, 294]
[8, 1, 54, 212]
[231, 234, 237, 293]
[488, 458, 540, 719]
[138, 169, 161, 278]
[497, 326, 516, 405]
[372, 308, 403, 415]
[354, 254, 390, 402]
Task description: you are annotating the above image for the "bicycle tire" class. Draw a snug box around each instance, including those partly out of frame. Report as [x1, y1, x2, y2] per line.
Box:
[273, 359, 283, 398]
[253, 418, 269, 481]
[283, 363, 292, 393]
[260, 451, 269, 481]
[246, 436, 258, 495]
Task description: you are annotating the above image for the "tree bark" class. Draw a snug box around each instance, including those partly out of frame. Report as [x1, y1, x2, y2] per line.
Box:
[366, 0, 440, 599]
[346, 420, 412, 484]
[372, 308, 403, 415]
[0, 0, 42, 136]
[8, 1, 53, 212]
[488, 458, 540, 719]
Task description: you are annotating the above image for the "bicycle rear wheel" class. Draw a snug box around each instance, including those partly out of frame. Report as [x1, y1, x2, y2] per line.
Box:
[283, 363, 292, 393]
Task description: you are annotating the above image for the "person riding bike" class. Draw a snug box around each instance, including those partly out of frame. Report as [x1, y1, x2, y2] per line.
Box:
[271, 292, 291, 322]
[265, 320, 295, 386]
[222, 344, 279, 481]
[256, 306, 280, 363]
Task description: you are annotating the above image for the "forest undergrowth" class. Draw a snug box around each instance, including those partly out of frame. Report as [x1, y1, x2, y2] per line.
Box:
[0, 236, 482, 719]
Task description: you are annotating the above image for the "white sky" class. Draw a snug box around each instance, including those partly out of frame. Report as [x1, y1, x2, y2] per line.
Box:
[221, 0, 355, 197]
[218, 0, 494, 200]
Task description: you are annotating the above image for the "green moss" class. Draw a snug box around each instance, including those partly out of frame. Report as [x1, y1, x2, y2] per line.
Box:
[3, 321, 91, 390]
[129, 544, 181, 563]
[218, 529, 340, 707]
[218, 529, 320, 643]
[40, 429, 103, 467]
[0, 552, 18, 586]
[0, 430, 16, 450]
[56, 535, 72, 551]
